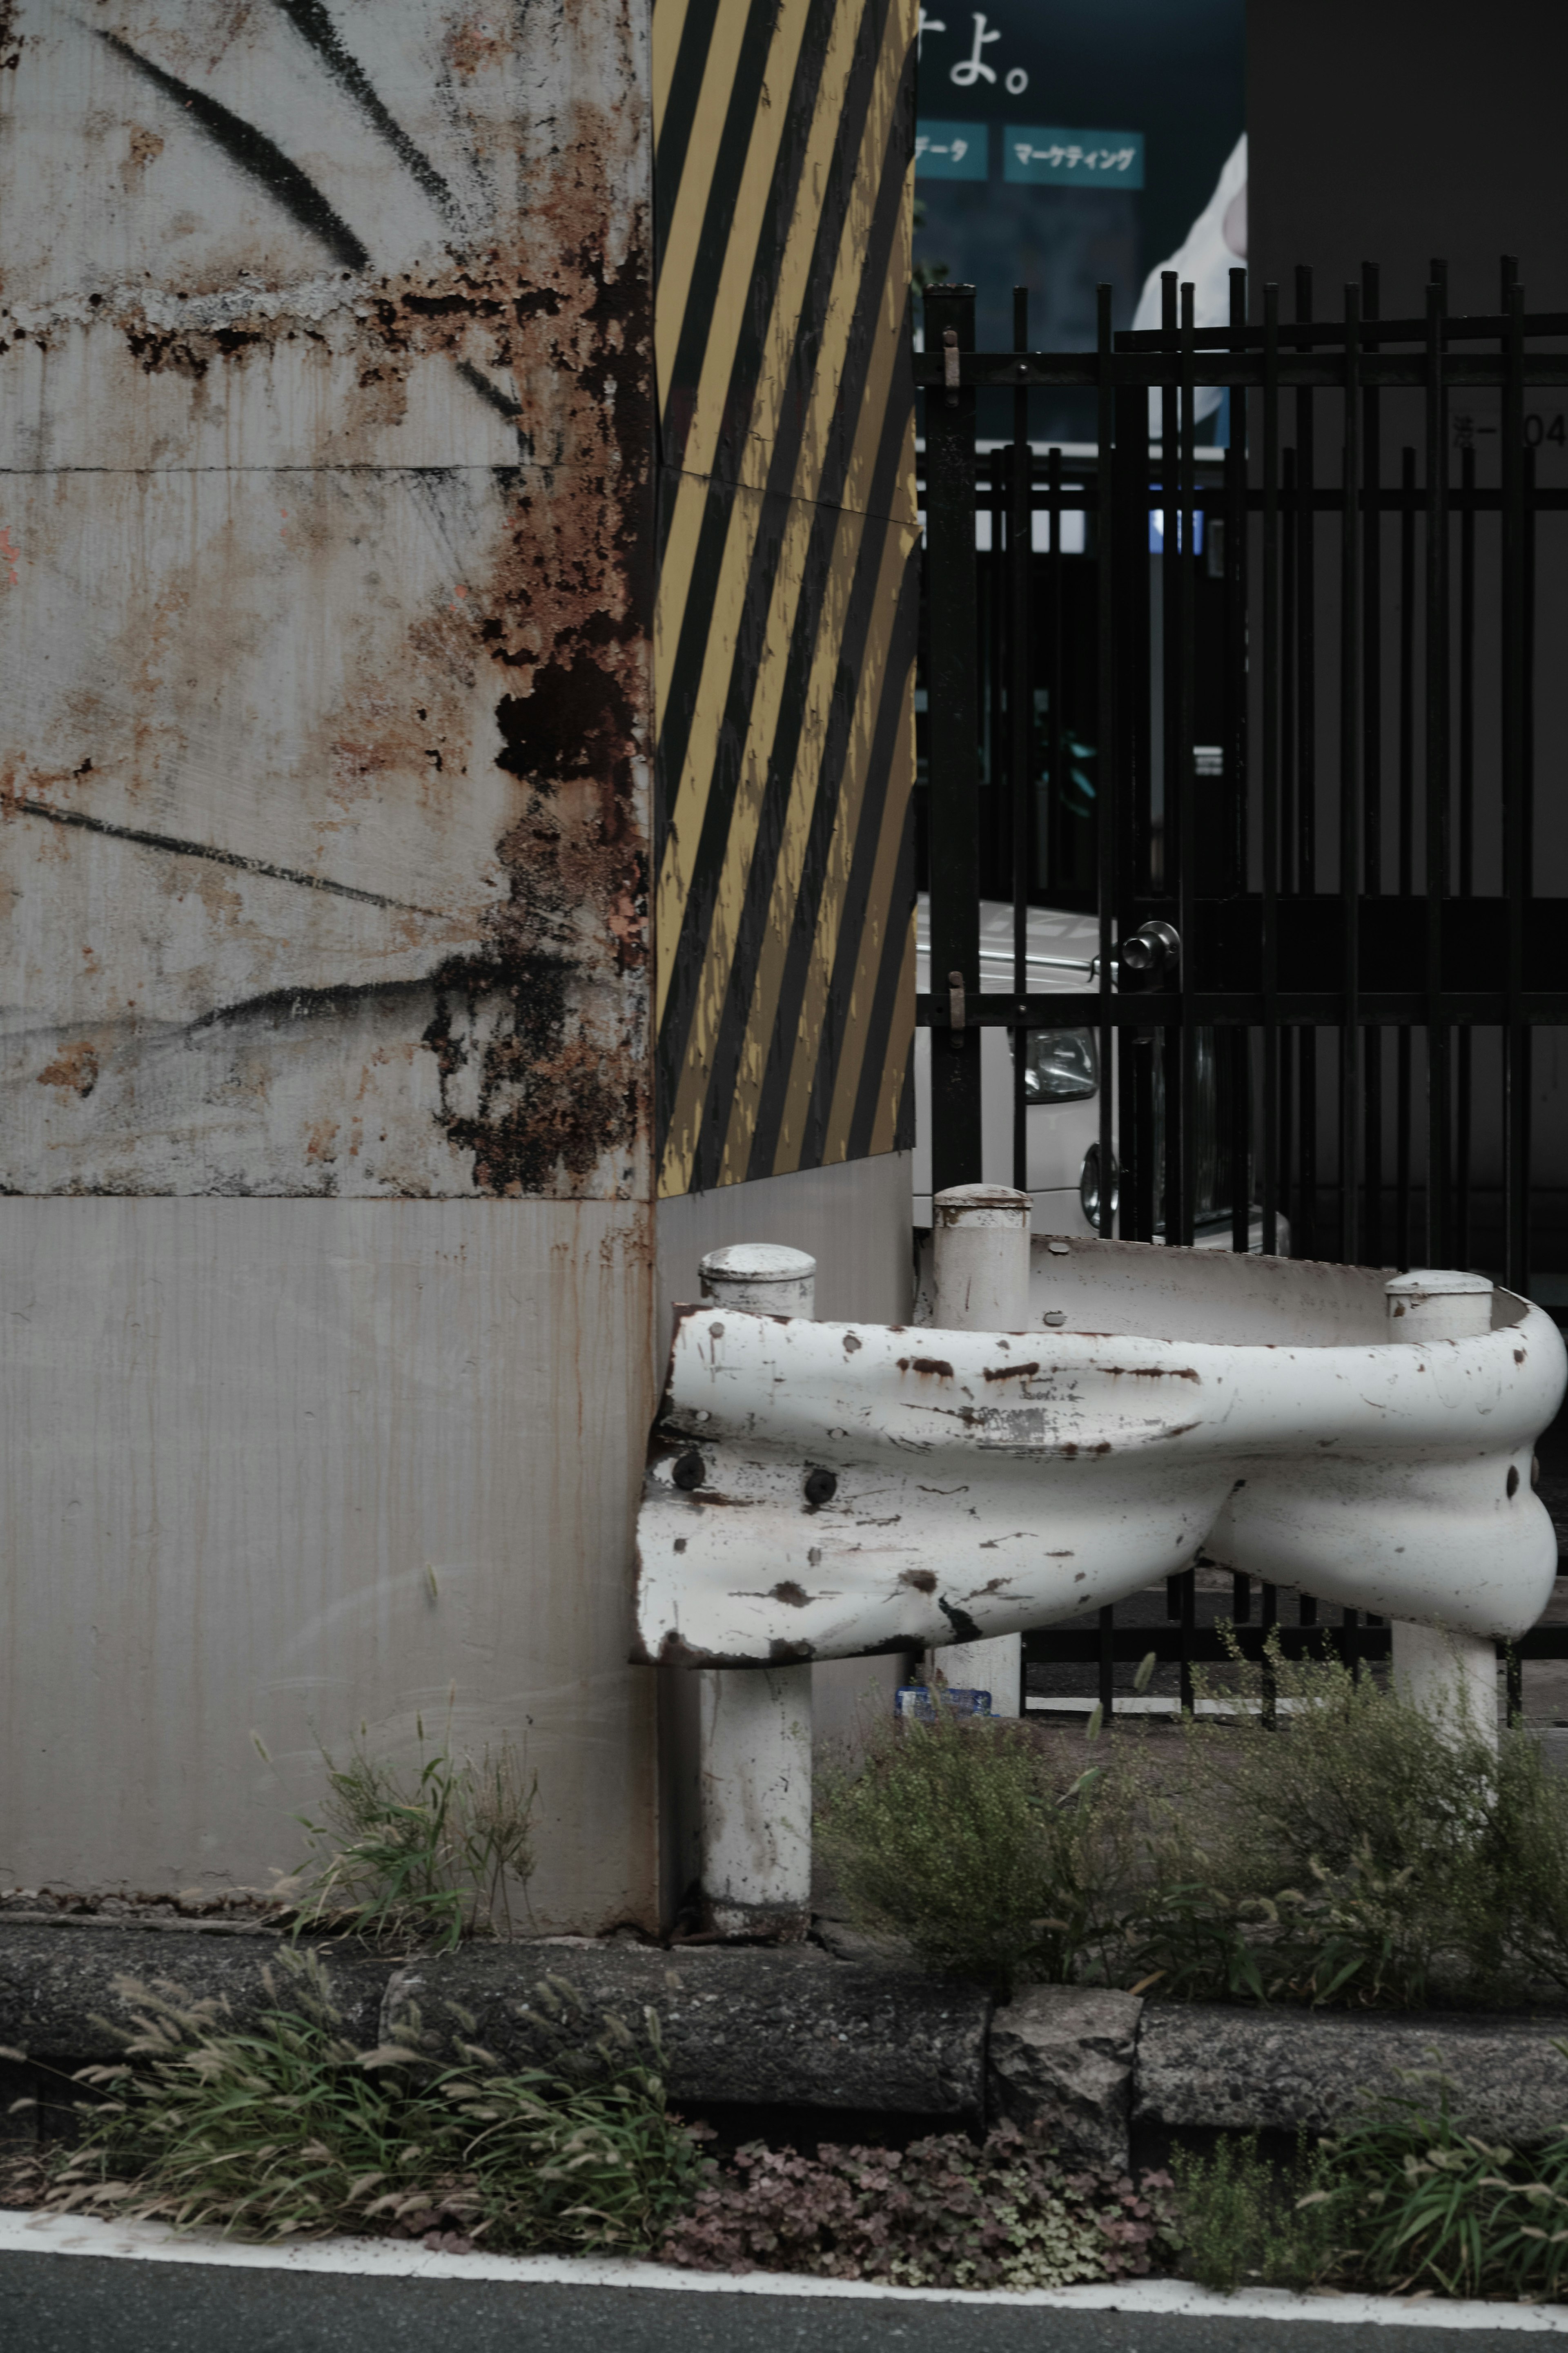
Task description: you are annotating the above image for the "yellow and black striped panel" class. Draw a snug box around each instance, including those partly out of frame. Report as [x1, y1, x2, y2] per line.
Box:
[653, 0, 919, 1199]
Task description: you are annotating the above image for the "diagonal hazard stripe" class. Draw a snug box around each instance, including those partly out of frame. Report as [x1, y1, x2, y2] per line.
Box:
[752, 520, 917, 1178]
[822, 651, 918, 1166]
[653, 0, 768, 411]
[653, 0, 893, 1059]
[653, 0, 869, 859]
[652, 0, 919, 1195]
[653, 0, 702, 162]
[849, 816, 917, 1159]
[715, 209, 916, 1185]
[712, 503, 869, 1187]
[657, 0, 909, 1197]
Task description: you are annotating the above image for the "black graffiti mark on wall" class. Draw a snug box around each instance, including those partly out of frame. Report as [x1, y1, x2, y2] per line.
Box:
[268, 0, 463, 229]
[13, 795, 442, 918]
[97, 29, 370, 272]
[455, 359, 523, 422]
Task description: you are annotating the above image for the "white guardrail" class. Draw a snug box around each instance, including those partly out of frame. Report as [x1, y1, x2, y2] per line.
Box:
[634, 1192, 1567, 1935]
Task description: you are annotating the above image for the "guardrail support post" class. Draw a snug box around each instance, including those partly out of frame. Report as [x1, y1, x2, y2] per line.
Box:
[930, 1186, 1032, 1715]
[1387, 1269, 1500, 1748]
[695, 1245, 817, 1938]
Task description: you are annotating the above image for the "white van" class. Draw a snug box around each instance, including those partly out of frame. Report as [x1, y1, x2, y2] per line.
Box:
[913, 896, 1281, 1250]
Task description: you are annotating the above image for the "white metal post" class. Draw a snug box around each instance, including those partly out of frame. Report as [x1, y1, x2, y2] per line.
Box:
[1386, 1269, 1500, 1747]
[929, 1184, 1032, 1715]
[695, 1244, 816, 1937]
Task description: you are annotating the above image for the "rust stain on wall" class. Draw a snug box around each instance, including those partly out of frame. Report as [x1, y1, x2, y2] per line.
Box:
[0, 6, 655, 1202]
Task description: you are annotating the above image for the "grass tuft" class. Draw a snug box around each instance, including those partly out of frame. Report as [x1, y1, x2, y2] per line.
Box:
[42, 1949, 702, 2252]
[283, 1727, 537, 1951]
[815, 1708, 1133, 1997]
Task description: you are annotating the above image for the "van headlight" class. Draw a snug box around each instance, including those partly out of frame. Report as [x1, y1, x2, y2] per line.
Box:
[1017, 1027, 1098, 1104]
[1079, 1141, 1119, 1227]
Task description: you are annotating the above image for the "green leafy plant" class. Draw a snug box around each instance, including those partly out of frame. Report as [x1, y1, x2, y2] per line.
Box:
[42, 1951, 702, 2252]
[1325, 2065, 1568, 2299]
[660, 2123, 1180, 2291]
[1172, 2133, 1346, 2293]
[815, 1708, 1135, 1996]
[284, 1724, 537, 1951]
[1128, 1638, 1568, 2009]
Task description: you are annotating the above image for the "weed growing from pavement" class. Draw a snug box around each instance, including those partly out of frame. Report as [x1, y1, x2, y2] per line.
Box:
[815, 1705, 1136, 1997]
[1322, 2068, 1568, 2299]
[280, 1725, 537, 1952]
[37, 1950, 701, 2252]
[820, 1642, 1568, 2009]
[1135, 1642, 1568, 2007]
[1171, 2133, 1345, 2293]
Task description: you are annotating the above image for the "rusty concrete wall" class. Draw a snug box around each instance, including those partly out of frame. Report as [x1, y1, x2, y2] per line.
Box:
[0, 2, 661, 1921]
[2, 0, 650, 1193]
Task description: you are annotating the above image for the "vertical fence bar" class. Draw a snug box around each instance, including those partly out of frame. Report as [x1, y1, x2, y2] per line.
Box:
[1174, 280, 1198, 1246]
[1160, 271, 1185, 1246]
[1521, 443, 1536, 1296]
[1261, 283, 1281, 1254]
[1010, 287, 1031, 1194]
[1501, 266, 1529, 1296]
[924, 282, 983, 1191]
[1114, 373, 1147, 1236]
[1397, 444, 1417, 1268]
[1456, 440, 1476, 1271]
[1048, 447, 1064, 905]
[1339, 282, 1363, 1265]
[1361, 263, 1384, 1266]
[1281, 445, 1297, 1245]
[1179, 1563, 1196, 1715]
[1096, 286, 1118, 1238]
[1098, 1602, 1115, 1722]
[1424, 266, 1451, 1266]
[1295, 268, 1320, 1260]
[1227, 266, 1251, 1253]
[990, 451, 1007, 890]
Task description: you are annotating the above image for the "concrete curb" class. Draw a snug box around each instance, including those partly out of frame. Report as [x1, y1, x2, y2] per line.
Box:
[1135, 2000, 1568, 2148]
[4, 1922, 1568, 2165]
[0, 1924, 989, 2123]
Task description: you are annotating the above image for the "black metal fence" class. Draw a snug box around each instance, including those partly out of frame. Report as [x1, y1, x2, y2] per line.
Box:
[913, 260, 1568, 1715]
[916, 260, 1568, 1280]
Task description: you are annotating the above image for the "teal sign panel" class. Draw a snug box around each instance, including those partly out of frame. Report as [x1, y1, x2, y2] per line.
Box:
[1003, 128, 1145, 188]
[915, 119, 989, 181]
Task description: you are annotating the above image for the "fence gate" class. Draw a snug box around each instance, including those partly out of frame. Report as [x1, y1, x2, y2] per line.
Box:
[914, 261, 1568, 1715]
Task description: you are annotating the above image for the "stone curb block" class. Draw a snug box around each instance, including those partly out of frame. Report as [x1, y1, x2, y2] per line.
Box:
[384, 1944, 990, 2117]
[0, 1928, 989, 2121]
[0, 1924, 395, 2058]
[1136, 2001, 1568, 2146]
[986, 1985, 1142, 2172]
[7, 1925, 1568, 2158]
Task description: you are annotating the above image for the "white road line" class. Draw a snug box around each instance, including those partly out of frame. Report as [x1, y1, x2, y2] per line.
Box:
[2, 2209, 1567, 2327]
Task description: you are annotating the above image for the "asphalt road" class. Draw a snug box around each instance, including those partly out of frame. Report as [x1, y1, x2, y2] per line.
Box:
[2, 2255, 1557, 2353]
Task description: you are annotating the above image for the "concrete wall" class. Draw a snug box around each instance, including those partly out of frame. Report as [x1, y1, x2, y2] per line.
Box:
[0, 1, 660, 1923]
[0, 1200, 657, 1929]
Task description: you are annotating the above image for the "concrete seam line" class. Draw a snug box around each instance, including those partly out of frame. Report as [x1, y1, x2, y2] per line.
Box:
[4, 2214, 1568, 2326]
